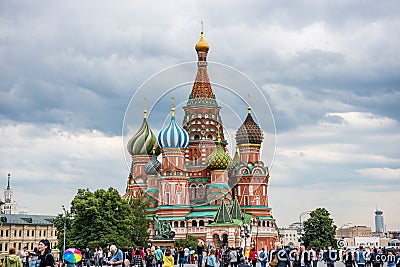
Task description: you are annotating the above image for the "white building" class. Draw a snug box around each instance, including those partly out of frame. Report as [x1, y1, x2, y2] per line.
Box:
[280, 228, 300, 247]
[2, 174, 17, 214]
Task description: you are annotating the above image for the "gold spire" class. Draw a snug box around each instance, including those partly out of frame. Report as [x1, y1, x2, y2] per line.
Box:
[143, 97, 147, 118]
[217, 124, 221, 143]
[195, 22, 210, 53]
[235, 146, 239, 153]
[171, 97, 175, 117]
[247, 94, 251, 115]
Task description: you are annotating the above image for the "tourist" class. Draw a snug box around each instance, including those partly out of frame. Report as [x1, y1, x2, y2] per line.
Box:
[206, 249, 217, 267]
[155, 247, 163, 267]
[19, 246, 29, 267]
[84, 248, 92, 267]
[230, 247, 238, 267]
[28, 249, 38, 267]
[162, 248, 174, 267]
[387, 252, 395, 267]
[4, 247, 23, 267]
[109, 245, 123, 267]
[132, 249, 144, 267]
[184, 247, 189, 264]
[299, 246, 311, 267]
[310, 248, 318, 267]
[356, 246, 367, 267]
[197, 242, 204, 267]
[323, 246, 337, 267]
[270, 242, 290, 267]
[38, 239, 55, 267]
[248, 248, 258, 267]
[178, 248, 185, 267]
[145, 248, 154, 267]
[237, 257, 251, 267]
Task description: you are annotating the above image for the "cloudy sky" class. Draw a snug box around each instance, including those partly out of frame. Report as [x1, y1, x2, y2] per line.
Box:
[1, 1, 399, 231]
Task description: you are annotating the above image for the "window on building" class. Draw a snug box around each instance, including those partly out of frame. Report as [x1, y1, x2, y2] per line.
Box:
[199, 220, 204, 227]
[174, 221, 178, 228]
[0, 244, 2, 252]
[19, 230, 22, 237]
[0, 230, 2, 237]
[27, 230, 29, 237]
[18, 243, 21, 250]
[5, 230, 8, 237]
[5, 243, 8, 252]
[31, 243, 34, 250]
[43, 230, 46, 236]
[192, 220, 197, 227]
[14, 230, 17, 237]
[32, 230, 34, 236]
[180, 221, 185, 228]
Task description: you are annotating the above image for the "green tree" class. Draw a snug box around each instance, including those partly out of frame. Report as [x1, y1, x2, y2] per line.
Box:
[55, 187, 150, 250]
[174, 234, 199, 249]
[302, 208, 337, 249]
[127, 195, 151, 247]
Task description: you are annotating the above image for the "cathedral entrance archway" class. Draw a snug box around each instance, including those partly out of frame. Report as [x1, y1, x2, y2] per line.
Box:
[212, 233, 221, 248]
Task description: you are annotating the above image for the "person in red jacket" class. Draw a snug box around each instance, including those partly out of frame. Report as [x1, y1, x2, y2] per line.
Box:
[249, 248, 258, 267]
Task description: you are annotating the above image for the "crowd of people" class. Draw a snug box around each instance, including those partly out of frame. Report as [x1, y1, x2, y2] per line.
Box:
[1, 240, 400, 267]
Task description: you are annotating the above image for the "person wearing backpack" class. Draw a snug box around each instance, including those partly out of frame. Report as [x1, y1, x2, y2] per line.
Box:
[258, 248, 267, 267]
[37, 239, 55, 267]
[356, 246, 366, 267]
[270, 242, 290, 267]
[342, 249, 355, 267]
[3, 247, 23, 267]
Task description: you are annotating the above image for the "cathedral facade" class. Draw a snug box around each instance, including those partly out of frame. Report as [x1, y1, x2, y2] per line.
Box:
[123, 31, 278, 250]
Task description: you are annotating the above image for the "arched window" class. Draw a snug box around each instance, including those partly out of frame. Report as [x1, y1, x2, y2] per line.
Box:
[174, 221, 178, 228]
[198, 184, 204, 198]
[192, 220, 198, 227]
[199, 220, 205, 227]
[191, 184, 196, 199]
[267, 221, 270, 227]
[263, 221, 266, 227]
[194, 135, 200, 140]
[180, 221, 185, 228]
[258, 220, 261, 227]
[207, 135, 213, 140]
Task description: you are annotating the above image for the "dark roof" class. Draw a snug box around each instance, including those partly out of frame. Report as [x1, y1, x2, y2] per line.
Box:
[0, 214, 55, 225]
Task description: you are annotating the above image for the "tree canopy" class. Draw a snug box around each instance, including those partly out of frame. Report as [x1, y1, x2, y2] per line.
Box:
[54, 187, 150, 251]
[302, 207, 337, 249]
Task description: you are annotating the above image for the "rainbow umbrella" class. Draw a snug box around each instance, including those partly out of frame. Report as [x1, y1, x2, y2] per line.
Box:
[63, 248, 82, 263]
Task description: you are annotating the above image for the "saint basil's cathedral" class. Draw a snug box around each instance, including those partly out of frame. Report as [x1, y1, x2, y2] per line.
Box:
[123, 30, 278, 250]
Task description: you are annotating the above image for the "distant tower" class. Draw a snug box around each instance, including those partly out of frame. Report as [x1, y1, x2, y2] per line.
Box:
[3, 173, 17, 214]
[375, 208, 384, 233]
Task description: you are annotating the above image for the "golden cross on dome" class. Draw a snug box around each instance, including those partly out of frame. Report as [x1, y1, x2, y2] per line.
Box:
[201, 21, 204, 33]
[247, 94, 252, 114]
[143, 97, 147, 118]
[171, 97, 175, 116]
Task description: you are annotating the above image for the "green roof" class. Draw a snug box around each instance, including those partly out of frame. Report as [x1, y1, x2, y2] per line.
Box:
[258, 216, 275, 220]
[230, 198, 242, 220]
[0, 214, 55, 225]
[214, 200, 232, 223]
[186, 211, 217, 218]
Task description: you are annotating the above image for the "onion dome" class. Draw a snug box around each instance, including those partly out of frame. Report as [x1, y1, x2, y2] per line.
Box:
[207, 128, 231, 170]
[144, 148, 161, 175]
[158, 97, 190, 149]
[195, 32, 209, 53]
[235, 106, 263, 145]
[127, 108, 160, 156]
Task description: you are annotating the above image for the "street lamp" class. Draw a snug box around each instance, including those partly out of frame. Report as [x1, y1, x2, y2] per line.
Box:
[62, 205, 67, 253]
[299, 211, 311, 243]
[241, 216, 250, 256]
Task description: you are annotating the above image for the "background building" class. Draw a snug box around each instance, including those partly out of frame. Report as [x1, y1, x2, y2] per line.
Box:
[279, 228, 300, 248]
[336, 225, 372, 238]
[2, 174, 17, 215]
[374, 209, 385, 233]
[0, 214, 58, 258]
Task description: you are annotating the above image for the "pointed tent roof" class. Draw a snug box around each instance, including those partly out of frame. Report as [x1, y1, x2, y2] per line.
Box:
[230, 198, 242, 220]
[214, 199, 233, 223]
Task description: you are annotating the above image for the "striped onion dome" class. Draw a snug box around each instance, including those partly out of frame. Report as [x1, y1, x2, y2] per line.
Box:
[127, 110, 160, 156]
[157, 100, 190, 149]
[235, 106, 263, 145]
[207, 138, 231, 171]
[144, 149, 161, 175]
